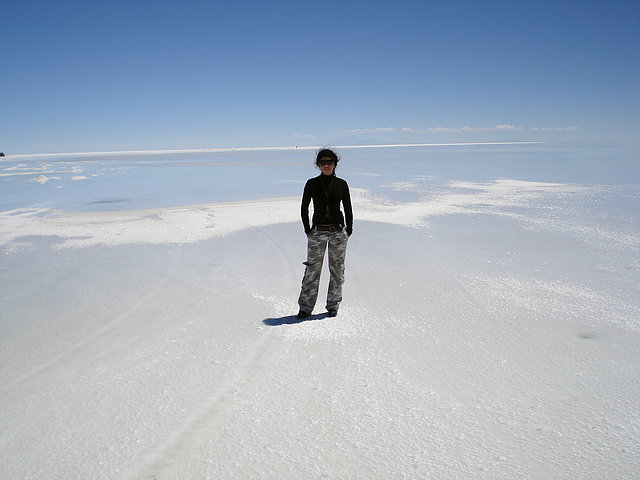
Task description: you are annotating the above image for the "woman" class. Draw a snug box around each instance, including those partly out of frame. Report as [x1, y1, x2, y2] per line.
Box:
[297, 148, 353, 319]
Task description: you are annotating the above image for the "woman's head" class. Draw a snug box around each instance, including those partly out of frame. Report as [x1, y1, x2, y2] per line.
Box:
[315, 148, 339, 175]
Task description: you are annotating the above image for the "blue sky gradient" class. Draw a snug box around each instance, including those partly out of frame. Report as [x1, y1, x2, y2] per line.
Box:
[2, 0, 639, 153]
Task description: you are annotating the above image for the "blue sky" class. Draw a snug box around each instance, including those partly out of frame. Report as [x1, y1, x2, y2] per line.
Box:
[1, 0, 639, 153]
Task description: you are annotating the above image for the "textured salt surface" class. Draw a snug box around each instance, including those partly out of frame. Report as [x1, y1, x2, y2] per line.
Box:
[1, 145, 638, 479]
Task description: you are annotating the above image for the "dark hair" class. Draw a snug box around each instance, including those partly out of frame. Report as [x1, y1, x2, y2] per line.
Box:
[315, 148, 340, 168]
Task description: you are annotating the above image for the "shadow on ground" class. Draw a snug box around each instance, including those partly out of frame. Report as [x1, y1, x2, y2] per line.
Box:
[263, 313, 329, 326]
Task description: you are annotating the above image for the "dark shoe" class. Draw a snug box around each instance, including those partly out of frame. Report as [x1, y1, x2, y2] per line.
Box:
[327, 310, 338, 317]
[296, 310, 311, 319]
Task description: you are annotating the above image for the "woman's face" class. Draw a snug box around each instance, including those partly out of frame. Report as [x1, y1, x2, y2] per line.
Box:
[318, 157, 336, 175]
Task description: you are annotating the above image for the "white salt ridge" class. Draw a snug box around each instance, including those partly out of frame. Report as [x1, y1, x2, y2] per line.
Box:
[1, 179, 628, 249]
[33, 175, 49, 184]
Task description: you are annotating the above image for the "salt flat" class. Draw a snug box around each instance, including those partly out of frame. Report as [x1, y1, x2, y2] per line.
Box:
[1, 143, 638, 479]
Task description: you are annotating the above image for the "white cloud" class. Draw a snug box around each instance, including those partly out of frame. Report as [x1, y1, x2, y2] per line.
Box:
[291, 133, 315, 139]
[402, 124, 579, 134]
[343, 127, 397, 135]
[425, 124, 524, 133]
[494, 124, 525, 130]
[341, 124, 580, 139]
[530, 126, 579, 132]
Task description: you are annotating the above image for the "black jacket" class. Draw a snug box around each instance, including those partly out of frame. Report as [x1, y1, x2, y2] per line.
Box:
[301, 174, 353, 235]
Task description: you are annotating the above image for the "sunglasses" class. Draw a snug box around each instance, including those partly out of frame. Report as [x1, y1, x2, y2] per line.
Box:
[318, 160, 335, 166]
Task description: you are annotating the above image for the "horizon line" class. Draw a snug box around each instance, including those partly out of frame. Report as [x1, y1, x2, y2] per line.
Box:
[4, 141, 541, 159]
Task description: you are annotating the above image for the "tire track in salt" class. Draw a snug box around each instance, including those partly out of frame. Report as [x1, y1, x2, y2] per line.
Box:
[0, 245, 185, 400]
[123, 223, 298, 479]
[121, 330, 275, 480]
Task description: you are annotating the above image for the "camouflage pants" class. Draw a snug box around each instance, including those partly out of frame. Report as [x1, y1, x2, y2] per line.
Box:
[298, 228, 349, 314]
